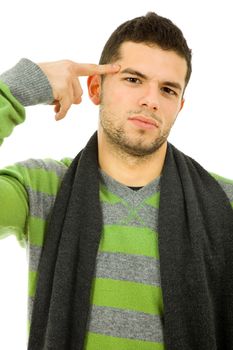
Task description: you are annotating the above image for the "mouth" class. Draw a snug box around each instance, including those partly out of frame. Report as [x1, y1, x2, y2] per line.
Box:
[128, 115, 159, 130]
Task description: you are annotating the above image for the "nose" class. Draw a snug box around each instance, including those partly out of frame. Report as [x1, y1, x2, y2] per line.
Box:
[138, 84, 160, 111]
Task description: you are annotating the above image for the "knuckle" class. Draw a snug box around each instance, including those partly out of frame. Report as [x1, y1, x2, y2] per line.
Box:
[61, 60, 76, 76]
[62, 59, 73, 66]
[73, 96, 82, 104]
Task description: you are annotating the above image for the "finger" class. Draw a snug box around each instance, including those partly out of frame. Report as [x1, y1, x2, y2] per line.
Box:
[73, 63, 120, 77]
[55, 96, 72, 121]
[54, 101, 60, 114]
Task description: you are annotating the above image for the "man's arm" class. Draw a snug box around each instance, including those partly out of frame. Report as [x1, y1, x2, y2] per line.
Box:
[0, 58, 120, 142]
[0, 58, 54, 145]
[37, 59, 120, 120]
[0, 58, 120, 243]
[0, 59, 53, 243]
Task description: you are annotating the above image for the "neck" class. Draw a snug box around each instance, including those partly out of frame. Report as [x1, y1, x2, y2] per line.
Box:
[97, 131, 167, 187]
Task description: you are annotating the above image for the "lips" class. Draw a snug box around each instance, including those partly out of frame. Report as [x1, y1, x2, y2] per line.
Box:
[128, 115, 159, 128]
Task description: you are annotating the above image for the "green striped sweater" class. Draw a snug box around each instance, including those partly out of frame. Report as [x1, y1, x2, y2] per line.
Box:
[1, 60, 233, 349]
[0, 155, 165, 349]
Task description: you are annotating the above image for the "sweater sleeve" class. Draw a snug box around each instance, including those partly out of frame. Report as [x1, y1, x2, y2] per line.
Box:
[0, 158, 71, 246]
[0, 80, 28, 245]
[0, 172, 28, 246]
[0, 59, 54, 245]
[0, 81, 25, 146]
[0, 58, 54, 145]
[0, 58, 53, 106]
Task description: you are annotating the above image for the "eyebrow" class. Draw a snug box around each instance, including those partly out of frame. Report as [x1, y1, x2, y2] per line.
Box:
[121, 68, 147, 80]
[120, 68, 183, 92]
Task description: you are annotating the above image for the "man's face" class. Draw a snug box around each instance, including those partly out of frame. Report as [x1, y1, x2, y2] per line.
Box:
[98, 42, 187, 157]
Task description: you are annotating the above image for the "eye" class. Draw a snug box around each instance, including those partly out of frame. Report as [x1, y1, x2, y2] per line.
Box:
[161, 87, 177, 96]
[125, 77, 142, 84]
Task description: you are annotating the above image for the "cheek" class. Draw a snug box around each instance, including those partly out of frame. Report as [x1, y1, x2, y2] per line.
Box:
[162, 100, 181, 121]
[103, 91, 131, 116]
[101, 90, 121, 108]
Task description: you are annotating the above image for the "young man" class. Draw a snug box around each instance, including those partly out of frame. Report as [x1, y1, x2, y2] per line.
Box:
[1, 12, 233, 350]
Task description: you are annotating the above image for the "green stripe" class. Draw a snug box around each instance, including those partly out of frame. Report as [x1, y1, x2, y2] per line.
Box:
[100, 184, 125, 204]
[29, 271, 38, 297]
[91, 278, 163, 315]
[84, 332, 164, 350]
[211, 172, 233, 185]
[144, 192, 160, 208]
[13, 166, 62, 195]
[28, 216, 47, 246]
[0, 81, 25, 124]
[99, 225, 159, 258]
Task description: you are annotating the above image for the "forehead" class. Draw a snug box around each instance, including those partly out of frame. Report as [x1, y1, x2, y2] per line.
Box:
[116, 41, 187, 86]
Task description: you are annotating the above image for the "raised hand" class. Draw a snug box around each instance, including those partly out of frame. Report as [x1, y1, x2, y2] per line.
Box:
[38, 60, 120, 120]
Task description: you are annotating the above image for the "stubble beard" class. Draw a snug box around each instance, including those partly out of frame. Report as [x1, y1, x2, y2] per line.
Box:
[99, 106, 172, 158]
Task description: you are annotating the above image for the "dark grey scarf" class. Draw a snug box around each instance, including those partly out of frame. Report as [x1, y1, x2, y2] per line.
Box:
[28, 132, 233, 350]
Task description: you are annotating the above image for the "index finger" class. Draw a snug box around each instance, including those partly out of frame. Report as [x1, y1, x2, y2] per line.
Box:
[73, 63, 121, 77]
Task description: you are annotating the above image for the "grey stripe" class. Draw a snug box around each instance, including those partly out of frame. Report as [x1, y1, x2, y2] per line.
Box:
[101, 201, 159, 231]
[132, 205, 159, 231]
[26, 187, 55, 220]
[0, 58, 54, 106]
[16, 158, 68, 179]
[28, 296, 34, 322]
[217, 180, 233, 203]
[29, 244, 42, 271]
[88, 305, 164, 343]
[95, 252, 161, 286]
[99, 169, 160, 206]
[101, 202, 130, 225]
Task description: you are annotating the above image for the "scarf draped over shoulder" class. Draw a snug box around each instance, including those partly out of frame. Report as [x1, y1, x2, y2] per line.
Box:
[28, 132, 233, 350]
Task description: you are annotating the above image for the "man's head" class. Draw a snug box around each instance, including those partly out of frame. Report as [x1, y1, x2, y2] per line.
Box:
[88, 12, 191, 159]
[99, 12, 192, 89]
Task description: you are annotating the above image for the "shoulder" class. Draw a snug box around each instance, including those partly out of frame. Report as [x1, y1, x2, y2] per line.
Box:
[210, 173, 233, 206]
[0, 157, 73, 194]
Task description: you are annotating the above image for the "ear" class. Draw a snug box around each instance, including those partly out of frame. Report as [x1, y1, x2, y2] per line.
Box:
[179, 98, 185, 112]
[87, 75, 102, 105]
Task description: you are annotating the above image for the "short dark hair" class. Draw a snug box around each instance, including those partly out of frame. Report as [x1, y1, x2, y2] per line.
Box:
[99, 12, 192, 88]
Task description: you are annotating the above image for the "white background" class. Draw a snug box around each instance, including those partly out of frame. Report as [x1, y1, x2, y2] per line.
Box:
[0, 0, 232, 348]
